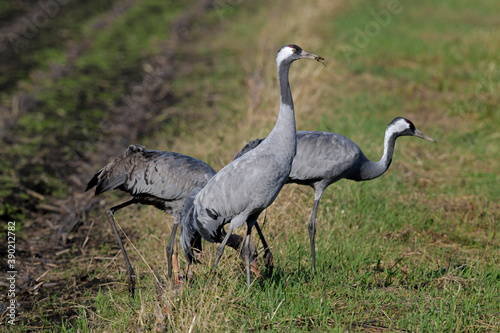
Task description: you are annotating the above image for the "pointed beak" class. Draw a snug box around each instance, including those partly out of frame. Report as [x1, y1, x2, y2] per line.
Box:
[299, 49, 325, 62]
[414, 128, 437, 143]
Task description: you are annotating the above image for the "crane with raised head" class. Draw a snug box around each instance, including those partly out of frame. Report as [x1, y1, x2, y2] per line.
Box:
[180, 44, 324, 288]
[235, 117, 436, 273]
[86, 145, 259, 296]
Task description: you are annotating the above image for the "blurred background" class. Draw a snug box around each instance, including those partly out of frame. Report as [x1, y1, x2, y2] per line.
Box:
[0, 0, 498, 330]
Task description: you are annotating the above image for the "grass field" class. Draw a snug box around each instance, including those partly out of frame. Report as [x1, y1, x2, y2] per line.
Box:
[3, 0, 499, 331]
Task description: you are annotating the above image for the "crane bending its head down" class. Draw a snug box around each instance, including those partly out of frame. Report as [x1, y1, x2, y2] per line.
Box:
[86, 145, 259, 296]
[180, 45, 324, 288]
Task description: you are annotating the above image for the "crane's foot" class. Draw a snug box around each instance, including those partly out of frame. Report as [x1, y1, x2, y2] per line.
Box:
[311, 261, 316, 275]
[153, 269, 166, 299]
[214, 245, 225, 269]
[240, 239, 261, 278]
[127, 268, 136, 298]
[264, 250, 274, 276]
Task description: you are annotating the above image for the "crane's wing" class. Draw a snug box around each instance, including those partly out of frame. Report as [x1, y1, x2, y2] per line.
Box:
[85, 145, 216, 201]
[127, 150, 216, 201]
[290, 131, 362, 182]
[232, 132, 364, 184]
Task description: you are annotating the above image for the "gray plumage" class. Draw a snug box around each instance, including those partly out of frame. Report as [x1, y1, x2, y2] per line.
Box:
[180, 44, 324, 288]
[235, 117, 436, 272]
[86, 144, 219, 295]
[88, 145, 216, 208]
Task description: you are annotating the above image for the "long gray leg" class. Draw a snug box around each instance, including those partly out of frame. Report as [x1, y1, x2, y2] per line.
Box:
[166, 212, 180, 280]
[254, 222, 273, 274]
[244, 231, 252, 288]
[244, 214, 259, 289]
[214, 227, 235, 269]
[106, 199, 138, 297]
[214, 214, 247, 269]
[308, 189, 324, 274]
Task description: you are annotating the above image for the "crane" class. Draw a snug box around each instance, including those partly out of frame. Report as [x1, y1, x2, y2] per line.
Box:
[85, 144, 259, 296]
[234, 117, 436, 273]
[179, 44, 324, 288]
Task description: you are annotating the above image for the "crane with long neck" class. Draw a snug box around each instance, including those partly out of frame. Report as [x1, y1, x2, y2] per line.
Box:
[86, 145, 259, 296]
[180, 45, 324, 288]
[234, 117, 436, 273]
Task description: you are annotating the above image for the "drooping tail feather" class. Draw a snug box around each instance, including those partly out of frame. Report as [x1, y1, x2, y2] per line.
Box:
[85, 170, 101, 193]
[85, 145, 145, 195]
[85, 168, 127, 195]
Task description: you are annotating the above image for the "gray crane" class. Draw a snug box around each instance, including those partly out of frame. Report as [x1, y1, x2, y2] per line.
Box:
[235, 117, 436, 273]
[85, 144, 258, 296]
[179, 45, 324, 288]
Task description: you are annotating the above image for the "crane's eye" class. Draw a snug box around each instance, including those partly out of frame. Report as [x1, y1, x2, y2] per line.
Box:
[291, 48, 296, 53]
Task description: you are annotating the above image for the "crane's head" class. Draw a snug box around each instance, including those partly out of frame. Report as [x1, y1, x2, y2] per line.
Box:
[388, 117, 437, 143]
[180, 188, 202, 264]
[276, 44, 324, 66]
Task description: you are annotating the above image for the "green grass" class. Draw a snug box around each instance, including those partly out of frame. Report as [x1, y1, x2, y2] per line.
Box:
[6, 0, 500, 331]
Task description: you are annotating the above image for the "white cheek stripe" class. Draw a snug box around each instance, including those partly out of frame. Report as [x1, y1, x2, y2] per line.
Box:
[384, 120, 407, 149]
[387, 120, 408, 135]
[276, 47, 294, 65]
